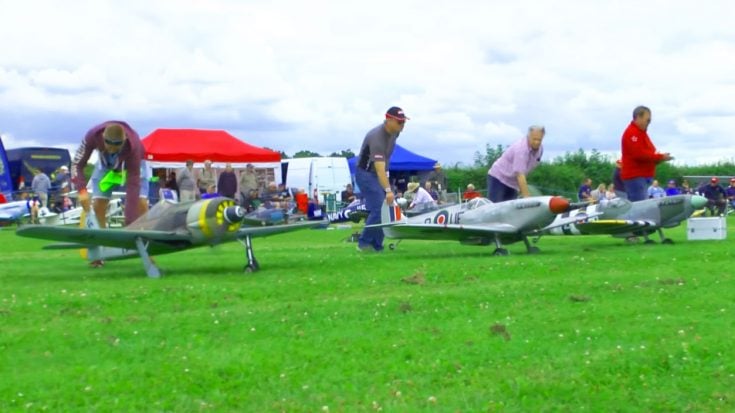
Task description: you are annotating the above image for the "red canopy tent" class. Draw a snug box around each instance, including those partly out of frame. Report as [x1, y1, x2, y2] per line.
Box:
[142, 129, 281, 168]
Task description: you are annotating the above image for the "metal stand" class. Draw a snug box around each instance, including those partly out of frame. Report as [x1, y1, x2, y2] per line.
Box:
[239, 235, 260, 273]
[135, 237, 161, 278]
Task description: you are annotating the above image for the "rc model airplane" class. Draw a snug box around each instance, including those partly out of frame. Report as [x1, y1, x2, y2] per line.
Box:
[371, 196, 599, 255]
[16, 197, 323, 277]
[542, 194, 707, 243]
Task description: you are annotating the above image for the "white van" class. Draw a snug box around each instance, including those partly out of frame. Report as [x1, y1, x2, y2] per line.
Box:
[282, 157, 352, 203]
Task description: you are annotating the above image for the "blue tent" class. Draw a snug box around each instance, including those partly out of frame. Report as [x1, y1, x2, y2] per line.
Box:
[0, 137, 13, 200]
[348, 144, 437, 173]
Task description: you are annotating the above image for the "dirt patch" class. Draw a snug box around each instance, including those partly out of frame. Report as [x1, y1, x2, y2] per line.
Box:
[490, 323, 511, 341]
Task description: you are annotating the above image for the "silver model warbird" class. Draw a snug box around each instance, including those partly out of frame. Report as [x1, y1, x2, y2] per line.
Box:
[16, 197, 322, 277]
[372, 196, 599, 255]
[542, 194, 707, 243]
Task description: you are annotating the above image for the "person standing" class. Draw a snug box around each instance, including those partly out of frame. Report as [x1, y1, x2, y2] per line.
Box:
[217, 163, 238, 199]
[578, 178, 592, 202]
[31, 169, 51, 208]
[177, 160, 197, 202]
[239, 164, 258, 210]
[620, 106, 673, 201]
[355, 106, 409, 252]
[487, 125, 545, 202]
[197, 160, 216, 196]
[71, 121, 148, 227]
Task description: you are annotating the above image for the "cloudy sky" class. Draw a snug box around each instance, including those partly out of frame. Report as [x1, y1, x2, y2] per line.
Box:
[1, 0, 734, 166]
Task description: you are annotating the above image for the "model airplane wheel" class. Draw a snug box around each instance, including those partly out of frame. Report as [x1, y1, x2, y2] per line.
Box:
[388, 243, 396, 250]
[244, 265, 256, 273]
[493, 248, 509, 256]
[527, 246, 541, 254]
[662, 238, 674, 245]
[644, 239, 656, 245]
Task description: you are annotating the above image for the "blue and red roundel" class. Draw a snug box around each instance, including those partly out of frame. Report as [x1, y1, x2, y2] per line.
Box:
[434, 210, 449, 225]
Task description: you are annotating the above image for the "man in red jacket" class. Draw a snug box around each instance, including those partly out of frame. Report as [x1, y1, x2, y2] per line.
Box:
[620, 106, 673, 201]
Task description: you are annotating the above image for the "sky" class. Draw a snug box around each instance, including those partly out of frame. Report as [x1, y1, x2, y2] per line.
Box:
[1, 0, 734, 167]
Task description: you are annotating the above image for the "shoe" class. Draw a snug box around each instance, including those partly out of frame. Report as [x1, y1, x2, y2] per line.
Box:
[356, 244, 377, 253]
[90, 259, 105, 268]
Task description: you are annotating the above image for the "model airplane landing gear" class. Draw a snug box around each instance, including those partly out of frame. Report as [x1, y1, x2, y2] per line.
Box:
[388, 240, 401, 250]
[239, 235, 260, 273]
[492, 234, 509, 256]
[656, 228, 674, 244]
[135, 237, 161, 278]
[522, 236, 540, 254]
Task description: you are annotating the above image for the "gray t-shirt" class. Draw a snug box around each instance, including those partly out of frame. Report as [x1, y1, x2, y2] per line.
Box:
[177, 167, 197, 191]
[357, 123, 399, 172]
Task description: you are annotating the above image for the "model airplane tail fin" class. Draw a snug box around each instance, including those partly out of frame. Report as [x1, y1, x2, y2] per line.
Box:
[380, 202, 406, 225]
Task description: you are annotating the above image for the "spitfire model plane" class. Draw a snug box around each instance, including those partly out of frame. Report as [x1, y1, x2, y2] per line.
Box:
[16, 197, 323, 277]
[372, 196, 599, 255]
[542, 194, 707, 243]
[0, 199, 36, 224]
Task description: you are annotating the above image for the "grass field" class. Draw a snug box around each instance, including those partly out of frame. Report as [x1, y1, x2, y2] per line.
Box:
[1, 218, 734, 412]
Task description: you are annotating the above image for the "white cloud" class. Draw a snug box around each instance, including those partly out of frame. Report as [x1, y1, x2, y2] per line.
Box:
[0, 0, 734, 166]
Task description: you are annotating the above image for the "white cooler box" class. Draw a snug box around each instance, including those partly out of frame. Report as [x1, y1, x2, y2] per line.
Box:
[687, 217, 727, 240]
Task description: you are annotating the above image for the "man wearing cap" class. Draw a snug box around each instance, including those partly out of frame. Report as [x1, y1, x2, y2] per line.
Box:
[55, 165, 71, 191]
[620, 106, 673, 201]
[355, 106, 408, 252]
[239, 164, 258, 211]
[71, 121, 148, 228]
[702, 177, 727, 215]
[423, 162, 447, 198]
[487, 125, 545, 202]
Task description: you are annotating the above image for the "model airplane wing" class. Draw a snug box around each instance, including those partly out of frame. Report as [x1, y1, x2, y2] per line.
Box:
[573, 219, 657, 235]
[381, 222, 519, 241]
[536, 210, 604, 233]
[16, 225, 193, 249]
[236, 220, 324, 238]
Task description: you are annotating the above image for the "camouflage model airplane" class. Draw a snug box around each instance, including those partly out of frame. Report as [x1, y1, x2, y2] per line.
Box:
[542, 194, 707, 243]
[371, 196, 599, 255]
[16, 197, 323, 277]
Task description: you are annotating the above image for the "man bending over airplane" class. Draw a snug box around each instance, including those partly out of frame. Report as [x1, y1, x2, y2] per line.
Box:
[72, 121, 149, 228]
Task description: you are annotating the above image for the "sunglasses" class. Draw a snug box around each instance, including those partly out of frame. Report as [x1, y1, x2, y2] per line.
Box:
[104, 138, 124, 146]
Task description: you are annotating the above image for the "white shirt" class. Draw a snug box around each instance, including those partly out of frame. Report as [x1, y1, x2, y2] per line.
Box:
[410, 187, 437, 209]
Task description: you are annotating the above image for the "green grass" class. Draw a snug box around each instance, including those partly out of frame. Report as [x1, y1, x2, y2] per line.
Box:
[1, 219, 734, 412]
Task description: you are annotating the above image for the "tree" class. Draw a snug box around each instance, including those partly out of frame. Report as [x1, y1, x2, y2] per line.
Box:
[473, 144, 505, 168]
[328, 149, 356, 158]
[264, 147, 289, 159]
[292, 150, 321, 158]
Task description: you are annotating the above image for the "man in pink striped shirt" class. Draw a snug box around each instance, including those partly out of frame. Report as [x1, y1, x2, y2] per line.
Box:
[486, 125, 545, 202]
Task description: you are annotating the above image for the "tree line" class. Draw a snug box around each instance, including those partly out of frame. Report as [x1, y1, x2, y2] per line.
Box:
[443, 143, 735, 198]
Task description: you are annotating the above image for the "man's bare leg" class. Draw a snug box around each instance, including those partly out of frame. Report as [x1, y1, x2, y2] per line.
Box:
[93, 198, 110, 229]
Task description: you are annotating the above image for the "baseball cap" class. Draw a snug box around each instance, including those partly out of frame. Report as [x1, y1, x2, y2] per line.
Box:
[386, 106, 410, 121]
[711, 177, 719, 183]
